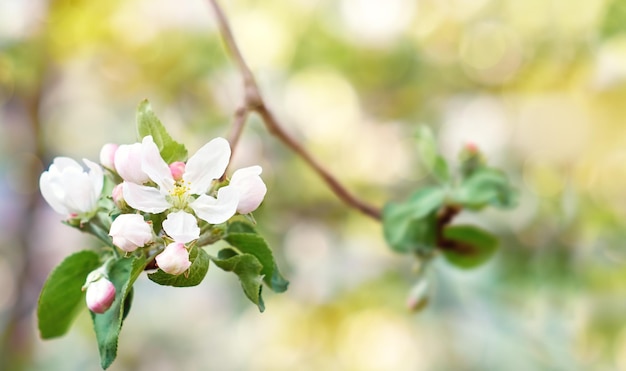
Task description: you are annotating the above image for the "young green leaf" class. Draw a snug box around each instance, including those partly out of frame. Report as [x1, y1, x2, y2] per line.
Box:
[441, 225, 498, 269]
[147, 247, 210, 287]
[91, 256, 146, 370]
[225, 229, 289, 293]
[382, 187, 445, 254]
[38, 250, 101, 339]
[415, 126, 449, 183]
[211, 250, 265, 312]
[454, 168, 517, 210]
[136, 99, 188, 163]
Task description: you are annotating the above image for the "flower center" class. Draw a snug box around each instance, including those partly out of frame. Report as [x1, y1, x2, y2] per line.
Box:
[169, 180, 191, 209]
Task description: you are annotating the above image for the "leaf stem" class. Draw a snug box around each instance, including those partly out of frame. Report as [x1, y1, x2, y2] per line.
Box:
[208, 0, 382, 220]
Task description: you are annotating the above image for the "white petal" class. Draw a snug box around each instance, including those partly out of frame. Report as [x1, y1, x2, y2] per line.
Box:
[83, 158, 104, 203]
[141, 136, 175, 193]
[190, 185, 238, 224]
[115, 143, 150, 184]
[184, 137, 231, 195]
[230, 166, 267, 214]
[162, 210, 200, 243]
[39, 170, 70, 215]
[122, 182, 170, 213]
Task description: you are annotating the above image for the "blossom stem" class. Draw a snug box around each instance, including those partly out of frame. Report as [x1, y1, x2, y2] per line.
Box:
[207, 0, 382, 220]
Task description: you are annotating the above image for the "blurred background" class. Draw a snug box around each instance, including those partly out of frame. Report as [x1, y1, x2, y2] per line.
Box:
[1, 0, 626, 369]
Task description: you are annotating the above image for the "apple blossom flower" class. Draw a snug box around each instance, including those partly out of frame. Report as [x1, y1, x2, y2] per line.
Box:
[153, 211, 199, 275]
[229, 166, 267, 214]
[109, 214, 153, 252]
[114, 142, 150, 184]
[122, 136, 239, 224]
[99, 143, 118, 170]
[39, 157, 103, 219]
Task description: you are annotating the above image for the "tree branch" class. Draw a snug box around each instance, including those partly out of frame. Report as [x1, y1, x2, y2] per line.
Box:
[208, 0, 382, 220]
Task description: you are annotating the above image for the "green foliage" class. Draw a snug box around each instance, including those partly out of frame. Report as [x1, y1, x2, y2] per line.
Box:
[136, 100, 188, 163]
[38, 250, 101, 339]
[441, 225, 498, 269]
[225, 222, 289, 293]
[148, 246, 210, 287]
[453, 168, 517, 210]
[91, 256, 147, 370]
[212, 249, 265, 312]
[382, 187, 445, 254]
[415, 126, 449, 183]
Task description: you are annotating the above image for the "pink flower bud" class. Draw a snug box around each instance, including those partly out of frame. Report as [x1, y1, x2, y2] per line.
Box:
[169, 161, 186, 181]
[155, 242, 191, 275]
[109, 214, 153, 252]
[99, 143, 119, 171]
[230, 166, 267, 214]
[112, 183, 125, 208]
[86, 277, 116, 314]
[465, 142, 479, 153]
[114, 143, 150, 184]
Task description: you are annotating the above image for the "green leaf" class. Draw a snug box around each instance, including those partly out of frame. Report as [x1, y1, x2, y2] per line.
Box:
[211, 251, 265, 312]
[136, 99, 188, 163]
[225, 228, 289, 293]
[227, 220, 257, 234]
[416, 126, 449, 183]
[91, 256, 147, 369]
[147, 246, 210, 287]
[382, 187, 445, 254]
[441, 225, 498, 269]
[38, 250, 101, 339]
[454, 168, 517, 210]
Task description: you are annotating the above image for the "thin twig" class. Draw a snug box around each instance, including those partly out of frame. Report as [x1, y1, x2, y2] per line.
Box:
[208, 0, 382, 220]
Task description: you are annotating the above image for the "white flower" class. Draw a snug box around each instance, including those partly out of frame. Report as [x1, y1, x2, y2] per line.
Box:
[122, 136, 239, 224]
[153, 211, 199, 275]
[109, 214, 153, 252]
[114, 142, 150, 184]
[39, 157, 103, 219]
[230, 166, 267, 214]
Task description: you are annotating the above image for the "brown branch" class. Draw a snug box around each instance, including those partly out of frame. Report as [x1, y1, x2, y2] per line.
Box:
[208, 0, 382, 220]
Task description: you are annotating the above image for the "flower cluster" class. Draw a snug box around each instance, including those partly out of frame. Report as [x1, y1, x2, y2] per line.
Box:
[40, 135, 267, 313]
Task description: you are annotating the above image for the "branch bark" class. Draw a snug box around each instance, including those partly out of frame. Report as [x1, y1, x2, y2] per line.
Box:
[208, 0, 382, 220]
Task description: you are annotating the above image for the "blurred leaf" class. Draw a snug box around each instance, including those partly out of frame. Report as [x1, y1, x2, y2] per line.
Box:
[383, 187, 445, 254]
[225, 226, 289, 293]
[136, 100, 188, 163]
[211, 250, 265, 312]
[91, 256, 146, 370]
[147, 247, 210, 287]
[600, 0, 626, 38]
[441, 225, 498, 269]
[38, 250, 101, 339]
[416, 126, 449, 183]
[454, 168, 517, 210]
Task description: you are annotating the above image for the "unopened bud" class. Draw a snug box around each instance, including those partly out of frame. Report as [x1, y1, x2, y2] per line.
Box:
[109, 213, 153, 252]
[169, 161, 186, 181]
[99, 143, 119, 171]
[155, 242, 191, 275]
[85, 277, 116, 314]
[406, 278, 429, 312]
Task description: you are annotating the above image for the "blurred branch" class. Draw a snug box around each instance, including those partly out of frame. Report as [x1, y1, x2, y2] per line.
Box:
[208, 0, 382, 220]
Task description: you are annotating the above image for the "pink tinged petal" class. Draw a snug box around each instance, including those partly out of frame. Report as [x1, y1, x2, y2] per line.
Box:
[190, 185, 239, 224]
[184, 137, 231, 195]
[156, 242, 191, 275]
[141, 136, 175, 193]
[99, 143, 119, 170]
[122, 182, 170, 213]
[115, 143, 150, 184]
[109, 214, 153, 252]
[162, 211, 200, 243]
[86, 278, 116, 314]
[230, 166, 267, 214]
